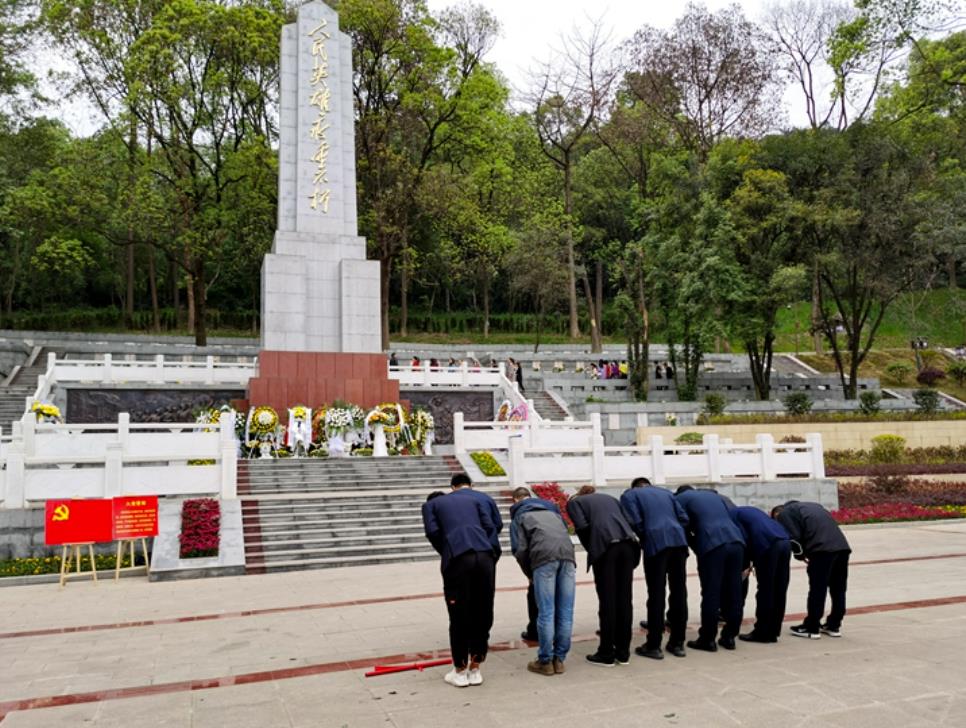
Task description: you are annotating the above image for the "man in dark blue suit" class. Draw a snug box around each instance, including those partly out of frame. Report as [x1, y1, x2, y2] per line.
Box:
[422, 473, 500, 688]
[466, 480, 504, 560]
[620, 477, 690, 660]
[674, 485, 746, 651]
[732, 506, 791, 643]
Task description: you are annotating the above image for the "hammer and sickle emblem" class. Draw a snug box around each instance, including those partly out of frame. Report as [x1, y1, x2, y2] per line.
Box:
[52, 504, 70, 522]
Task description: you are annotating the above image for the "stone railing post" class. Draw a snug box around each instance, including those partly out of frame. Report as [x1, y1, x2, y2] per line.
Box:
[649, 435, 666, 485]
[703, 434, 721, 483]
[21, 414, 35, 457]
[205, 355, 215, 384]
[590, 412, 602, 441]
[102, 353, 113, 384]
[807, 432, 825, 479]
[453, 412, 465, 454]
[153, 354, 165, 384]
[757, 433, 777, 480]
[117, 412, 130, 453]
[220, 414, 237, 499]
[4, 442, 26, 509]
[104, 441, 123, 498]
[508, 435, 525, 488]
[422, 360, 431, 386]
[460, 361, 469, 387]
[590, 434, 607, 487]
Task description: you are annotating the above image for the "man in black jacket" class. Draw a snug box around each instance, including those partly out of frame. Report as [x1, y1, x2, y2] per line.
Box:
[566, 486, 639, 667]
[772, 500, 852, 639]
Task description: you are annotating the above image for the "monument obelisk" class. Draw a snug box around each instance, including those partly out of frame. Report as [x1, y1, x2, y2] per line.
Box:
[247, 1, 398, 413]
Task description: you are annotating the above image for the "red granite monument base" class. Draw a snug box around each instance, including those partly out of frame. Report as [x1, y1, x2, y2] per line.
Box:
[241, 351, 398, 420]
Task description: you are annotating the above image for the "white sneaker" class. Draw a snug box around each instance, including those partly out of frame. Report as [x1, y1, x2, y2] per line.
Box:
[467, 667, 483, 686]
[444, 668, 470, 688]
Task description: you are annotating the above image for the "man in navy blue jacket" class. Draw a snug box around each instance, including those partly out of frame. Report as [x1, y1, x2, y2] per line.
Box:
[674, 486, 746, 651]
[422, 473, 500, 688]
[620, 477, 690, 659]
[732, 506, 791, 643]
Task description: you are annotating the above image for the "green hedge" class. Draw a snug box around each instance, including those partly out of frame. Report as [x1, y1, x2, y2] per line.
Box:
[700, 411, 966, 425]
[0, 307, 257, 333]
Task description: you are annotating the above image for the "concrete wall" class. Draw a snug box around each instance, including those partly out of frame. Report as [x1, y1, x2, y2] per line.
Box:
[584, 478, 838, 511]
[636, 420, 966, 450]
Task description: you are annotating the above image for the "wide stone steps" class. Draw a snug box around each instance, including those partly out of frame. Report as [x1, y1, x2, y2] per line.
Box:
[240, 455, 512, 574]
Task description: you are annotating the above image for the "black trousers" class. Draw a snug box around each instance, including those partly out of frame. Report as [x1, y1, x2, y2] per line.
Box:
[804, 550, 850, 632]
[750, 540, 791, 640]
[642, 546, 689, 649]
[442, 550, 496, 668]
[696, 542, 744, 643]
[592, 540, 639, 661]
[525, 581, 538, 636]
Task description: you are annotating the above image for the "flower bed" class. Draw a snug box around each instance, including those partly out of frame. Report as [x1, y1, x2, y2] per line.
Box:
[838, 480, 966, 508]
[826, 445, 966, 466]
[470, 451, 506, 477]
[532, 482, 573, 531]
[179, 498, 220, 558]
[832, 503, 966, 525]
[0, 552, 145, 578]
[828, 463, 966, 477]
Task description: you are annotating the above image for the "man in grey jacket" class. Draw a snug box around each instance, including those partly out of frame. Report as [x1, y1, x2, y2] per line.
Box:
[510, 487, 577, 676]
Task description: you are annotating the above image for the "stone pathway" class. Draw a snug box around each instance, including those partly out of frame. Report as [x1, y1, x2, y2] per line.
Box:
[1, 521, 965, 727]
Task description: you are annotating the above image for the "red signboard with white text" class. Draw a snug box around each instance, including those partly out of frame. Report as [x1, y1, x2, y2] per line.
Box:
[111, 496, 159, 539]
[44, 499, 114, 546]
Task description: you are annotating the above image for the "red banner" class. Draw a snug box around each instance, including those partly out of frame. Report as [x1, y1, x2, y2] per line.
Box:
[44, 499, 113, 546]
[111, 496, 159, 539]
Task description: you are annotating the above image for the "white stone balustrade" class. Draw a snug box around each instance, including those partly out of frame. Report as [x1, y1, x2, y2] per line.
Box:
[455, 412, 597, 454]
[501, 431, 825, 488]
[0, 412, 237, 509]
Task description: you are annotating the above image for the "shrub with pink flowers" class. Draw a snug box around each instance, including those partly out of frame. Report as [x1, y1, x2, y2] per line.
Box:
[179, 498, 220, 558]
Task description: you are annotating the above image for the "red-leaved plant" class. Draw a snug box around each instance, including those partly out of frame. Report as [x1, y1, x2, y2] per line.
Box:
[832, 502, 963, 525]
[839, 480, 966, 508]
[179, 498, 220, 558]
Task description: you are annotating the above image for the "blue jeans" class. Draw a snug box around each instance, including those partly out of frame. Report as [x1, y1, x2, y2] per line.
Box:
[532, 560, 576, 663]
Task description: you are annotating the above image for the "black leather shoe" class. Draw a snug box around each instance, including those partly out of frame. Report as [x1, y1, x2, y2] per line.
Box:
[738, 632, 776, 643]
[666, 643, 686, 657]
[635, 645, 664, 660]
[586, 652, 615, 667]
[639, 619, 649, 630]
[718, 636, 736, 650]
[686, 639, 717, 653]
[521, 631, 538, 642]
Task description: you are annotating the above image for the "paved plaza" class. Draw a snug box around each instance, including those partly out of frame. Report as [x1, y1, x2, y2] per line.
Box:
[1, 520, 965, 727]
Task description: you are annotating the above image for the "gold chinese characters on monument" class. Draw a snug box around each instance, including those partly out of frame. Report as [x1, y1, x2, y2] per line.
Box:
[307, 20, 332, 214]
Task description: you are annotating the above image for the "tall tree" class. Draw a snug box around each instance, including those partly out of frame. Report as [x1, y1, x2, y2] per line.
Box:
[525, 20, 615, 348]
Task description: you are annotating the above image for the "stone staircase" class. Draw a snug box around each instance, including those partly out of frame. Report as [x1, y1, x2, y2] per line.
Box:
[0, 347, 51, 433]
[239, 456, 511, 573]
[529, 390, 570, 420]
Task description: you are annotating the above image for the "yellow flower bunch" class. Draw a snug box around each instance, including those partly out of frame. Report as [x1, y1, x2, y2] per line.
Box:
[31, 401, 62, 421]
[292, 405, 309, 420]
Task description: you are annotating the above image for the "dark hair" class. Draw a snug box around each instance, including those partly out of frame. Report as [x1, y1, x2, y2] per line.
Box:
[512, 487, 531, 500]
[630, 477, 651, 489]
[770, 504, 785, 519]
[426, 491, 445, 502]
[451, 472, 472, 488]
[575, 485, 596, 497]
[674, 485, 694, 495]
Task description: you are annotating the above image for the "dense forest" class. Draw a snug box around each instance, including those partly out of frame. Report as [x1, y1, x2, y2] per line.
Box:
[0, 0, 965, 398]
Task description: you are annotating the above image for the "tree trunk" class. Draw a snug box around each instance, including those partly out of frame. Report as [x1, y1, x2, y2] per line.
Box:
[191, 259, 207, 347]
[581, 272, 602, 353]
[483, 280, 490, 339]
[147, 246, 160, 332]
[811, 259, 824, 353]
[380, 257, 391, 351]
[949, 254, 958, 290]
[564, 160, 579, 339]
[185, 251, 195, 335]
[399, 252, 409, 337]
[444, 285, 451, 313]
[124, 115, 137, 329]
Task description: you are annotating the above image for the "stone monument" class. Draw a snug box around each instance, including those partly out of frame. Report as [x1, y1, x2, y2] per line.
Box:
[247, 1, 398, 414]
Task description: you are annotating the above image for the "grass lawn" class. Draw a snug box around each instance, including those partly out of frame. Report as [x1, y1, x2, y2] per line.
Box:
[797, 348, 966, 403]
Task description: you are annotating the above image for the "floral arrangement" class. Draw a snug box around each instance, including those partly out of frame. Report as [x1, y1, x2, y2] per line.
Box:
[179, 498, 220, 558]
[249, 406, 279, 438]
[312, 407, 327, 442]
[496, 400, 512, 422]
[291, 405, 310, 421]
[410, 409, 435, 448]
[31, 401, 62, 422]
[470, 451, 505, 477]
[532, 482, 573, 531]
[664, 412, 678, 426]
[326, 407, 355, 433]
[367, 411, 390, 426]
[508, 403, 528, 422]
[374, 402, 406, 433]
